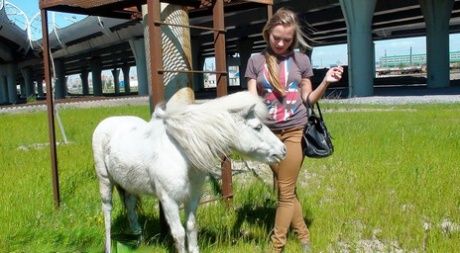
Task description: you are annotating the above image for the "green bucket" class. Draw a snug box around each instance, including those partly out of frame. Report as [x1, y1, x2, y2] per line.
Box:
[111, 234, 140, 253]
[113, 241, 136, 253]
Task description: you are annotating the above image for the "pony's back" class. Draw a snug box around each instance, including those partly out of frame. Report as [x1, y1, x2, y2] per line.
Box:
[92, 116, 148, 176]
[92, 116, 146, 150]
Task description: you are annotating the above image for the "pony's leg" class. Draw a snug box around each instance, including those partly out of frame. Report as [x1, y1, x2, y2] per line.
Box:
[184, 195, 200, 253]
[99, 178, 114, 253]
[184, 176, 206, 253]
[123, 192, 142, 236]
[158, 193, 187, 253]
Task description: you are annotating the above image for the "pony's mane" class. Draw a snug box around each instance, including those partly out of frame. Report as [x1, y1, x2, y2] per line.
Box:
[154, 91, 267, 171]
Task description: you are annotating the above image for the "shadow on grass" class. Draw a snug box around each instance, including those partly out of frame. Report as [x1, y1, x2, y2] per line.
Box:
[197, 202, 314, 249]
[107, 196, 315, 251]
[195, 203, 277, 247]
[110, 212, 175, 253]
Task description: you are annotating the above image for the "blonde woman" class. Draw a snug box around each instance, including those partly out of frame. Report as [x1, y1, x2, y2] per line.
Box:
[245, 8, 343, 252]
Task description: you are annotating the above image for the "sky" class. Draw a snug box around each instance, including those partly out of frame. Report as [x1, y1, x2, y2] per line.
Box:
[5, 0, 86, 40]
[312, 34, 460, 68]
[5, 0, 460, 68]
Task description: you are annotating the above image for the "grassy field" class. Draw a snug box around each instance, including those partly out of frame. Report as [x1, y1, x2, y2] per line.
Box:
[1, 102, 459, 252]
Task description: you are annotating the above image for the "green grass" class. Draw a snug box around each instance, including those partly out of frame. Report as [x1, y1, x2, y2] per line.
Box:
[1, 103, 460, 252]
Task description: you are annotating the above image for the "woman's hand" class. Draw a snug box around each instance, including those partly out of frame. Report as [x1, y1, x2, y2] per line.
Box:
[324, 66, 344, 84]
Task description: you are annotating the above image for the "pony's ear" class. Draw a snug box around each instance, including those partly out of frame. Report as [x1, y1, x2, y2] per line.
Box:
[153, 102, 166, 119]
[242, 104, 257, 119]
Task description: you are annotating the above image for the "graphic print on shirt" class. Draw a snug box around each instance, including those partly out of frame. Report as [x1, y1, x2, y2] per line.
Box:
[262, 59, 300, 123]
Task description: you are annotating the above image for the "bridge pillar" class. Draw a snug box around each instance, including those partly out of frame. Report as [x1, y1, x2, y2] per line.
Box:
[6, 64, 17, 104]
[227, 55, 240, 87]
[19, 81, 26, 99]
[237, 39, 254, 89]
[80, 70, 89, 95]
[90, 57, 103, 96]
[122, 64, 131, 94]
[420, 0, 455, 88]
[340, 0, 377, 97]
[36, 77, 44, 98]
[0, 75, 8, 104]
[54, 59, 67, 99]
[129, 38, 148, 96]
[21, 67, 35, 99]
[112, 68, 120, 95]
[191, 37, 204, 92]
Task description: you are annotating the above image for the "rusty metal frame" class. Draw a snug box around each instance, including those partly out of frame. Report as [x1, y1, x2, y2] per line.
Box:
[40, 0, 272, 209]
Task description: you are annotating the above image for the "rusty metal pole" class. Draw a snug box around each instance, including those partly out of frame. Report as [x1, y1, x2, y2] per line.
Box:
[41, 8, 60, 209]
[147, 0, 168, 234]
[213, 0, 227, 98]
[148, 0, 164, 107]
[221, 157, 232, 204]
[267, 4, 273, 19]
[266, 5, 277, 193]
[213, 0, 232, 205]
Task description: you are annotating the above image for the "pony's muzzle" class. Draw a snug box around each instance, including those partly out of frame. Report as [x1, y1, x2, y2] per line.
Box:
[271, 145, 287, 163]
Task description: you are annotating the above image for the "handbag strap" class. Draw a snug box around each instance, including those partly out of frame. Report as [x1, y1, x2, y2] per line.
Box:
[306, 94, 324, 120]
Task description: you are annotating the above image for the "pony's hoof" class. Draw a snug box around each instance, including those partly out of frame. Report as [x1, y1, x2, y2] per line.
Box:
[301, 242, 312, 253]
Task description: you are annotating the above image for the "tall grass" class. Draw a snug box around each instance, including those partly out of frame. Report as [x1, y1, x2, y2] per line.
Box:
[1, 103, 459, 252]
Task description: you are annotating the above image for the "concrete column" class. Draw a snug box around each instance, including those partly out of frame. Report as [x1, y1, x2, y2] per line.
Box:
[191, 38, 204, 92]
[36, 79, 44, 98]
[304, 47, 313, 59]
[129, 38, 149, 96]
[21, 67, 35, 99]
[143, 4, 193, 100]
[237, 39, 254, 89]
[197, 57, 206, 90]
[54, 59, 66, 99]
[340, 0, 377, 97]
[112, 68, 120, 95]
[19, 81, 26, 99]
[227, 55, 239, 87]
[122, 64, 131, 94]
[420, 0, 454, 88]
[90, 57, 103, 96]
[0, 75, 8, 104]
[80, 70, 89, 95]
[6, 64, 17, 104]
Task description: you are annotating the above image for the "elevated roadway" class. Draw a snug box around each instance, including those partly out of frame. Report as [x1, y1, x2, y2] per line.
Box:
[1, 0, 460, 104]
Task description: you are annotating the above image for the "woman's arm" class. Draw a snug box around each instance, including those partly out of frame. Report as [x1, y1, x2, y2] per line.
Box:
[301, 66, 343, 104]
[247, 78, 258, 96]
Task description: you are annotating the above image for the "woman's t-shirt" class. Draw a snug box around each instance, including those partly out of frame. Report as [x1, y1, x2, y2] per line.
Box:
[245, 51, 313, 131]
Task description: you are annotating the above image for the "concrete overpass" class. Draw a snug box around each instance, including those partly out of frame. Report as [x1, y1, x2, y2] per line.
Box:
[1, 0, 460, 105]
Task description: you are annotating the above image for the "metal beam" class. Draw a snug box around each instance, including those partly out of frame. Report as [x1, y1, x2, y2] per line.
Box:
[40, 8, 61, 209]
[147, 0, 164, 106]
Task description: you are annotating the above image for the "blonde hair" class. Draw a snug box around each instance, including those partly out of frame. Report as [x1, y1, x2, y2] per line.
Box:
[262, 8, 310, 95]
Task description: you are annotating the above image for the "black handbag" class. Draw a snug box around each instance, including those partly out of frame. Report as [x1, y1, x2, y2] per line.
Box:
[302, 100, 334, 158]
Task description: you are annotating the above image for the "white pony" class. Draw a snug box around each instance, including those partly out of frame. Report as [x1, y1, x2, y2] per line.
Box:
[92, 91, 286, 253]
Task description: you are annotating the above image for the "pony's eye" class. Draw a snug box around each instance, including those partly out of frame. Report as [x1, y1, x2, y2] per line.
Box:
[254, 124, 263, 131]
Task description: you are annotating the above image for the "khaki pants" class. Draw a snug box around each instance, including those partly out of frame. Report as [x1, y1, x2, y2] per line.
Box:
[270, 128, 309, 252]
